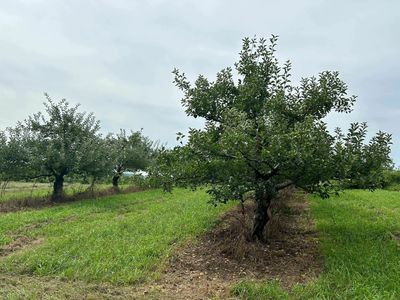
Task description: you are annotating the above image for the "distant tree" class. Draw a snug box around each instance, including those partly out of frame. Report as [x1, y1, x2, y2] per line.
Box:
[107, 129, 154, 189]
[333, 123, 393, 189]
[0, 122, 36, 181]
[78, 135, 114, 188]
[1, 94, 102, 201]
[153, 36, 392, 241]
[0, 131, 7, 181]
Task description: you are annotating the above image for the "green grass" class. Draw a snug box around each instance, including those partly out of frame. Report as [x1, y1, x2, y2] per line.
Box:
[0, 181, 106, 202]
[232, 280, 289, 300]
[232, 189, 400, 300]
[0, 182, 52, 202]
[0, 188, 233, 284]
[0, 181, 133, 203]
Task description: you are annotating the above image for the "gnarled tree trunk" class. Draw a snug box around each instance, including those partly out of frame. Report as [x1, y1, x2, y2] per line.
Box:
[251, 180, 293, 241]
[112, 165, 124, 190]
[252, 185, 273, 242]
[52, 174, 64, 202]
[112, 174, 120, 188]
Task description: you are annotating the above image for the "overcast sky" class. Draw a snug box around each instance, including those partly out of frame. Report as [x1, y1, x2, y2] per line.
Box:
[0, 0, 399, 164]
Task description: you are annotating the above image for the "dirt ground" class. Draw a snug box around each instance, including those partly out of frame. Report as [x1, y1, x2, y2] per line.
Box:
[0, 188, 321, 299]
[136, 188, 322, 299]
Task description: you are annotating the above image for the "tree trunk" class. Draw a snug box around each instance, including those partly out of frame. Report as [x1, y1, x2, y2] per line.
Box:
[112, 174, 120, 189]
[52, 175, 64, 202]
[89, 177, 96, 197]
[252, 187, 272, 242]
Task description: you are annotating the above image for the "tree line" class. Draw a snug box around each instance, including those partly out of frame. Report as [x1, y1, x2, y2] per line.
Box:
[0, 93, 157, 201]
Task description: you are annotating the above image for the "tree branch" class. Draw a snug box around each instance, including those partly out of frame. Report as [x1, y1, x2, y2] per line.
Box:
[204, 115, 223, 123]
[22, 174, 53, 181]
[263, 164, 280, 179]
[275, 180, 293, 191]
[208, 147, 280, 182]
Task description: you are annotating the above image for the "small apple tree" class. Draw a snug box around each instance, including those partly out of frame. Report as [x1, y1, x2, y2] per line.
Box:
[107, 129, 154, 189]
[0, 94, 102, 201]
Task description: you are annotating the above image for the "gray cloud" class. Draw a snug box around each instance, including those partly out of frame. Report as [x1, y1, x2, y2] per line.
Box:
[0, 0, 399, 164]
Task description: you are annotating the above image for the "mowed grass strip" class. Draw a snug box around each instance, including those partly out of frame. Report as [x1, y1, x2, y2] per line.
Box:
[232, 189, 400, 299]
[0, 188, 233, 284]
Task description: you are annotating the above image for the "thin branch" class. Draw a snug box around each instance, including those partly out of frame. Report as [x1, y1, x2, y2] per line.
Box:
[264, 164, 280, 179]
[20, 173, 54, 181]
[204, 115, 223, 123]
[275, 180, 293, 191]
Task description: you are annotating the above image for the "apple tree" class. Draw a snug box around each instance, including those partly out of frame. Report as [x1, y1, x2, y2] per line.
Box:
[154, 36, 392, 241]
[0, 94, 102, 201]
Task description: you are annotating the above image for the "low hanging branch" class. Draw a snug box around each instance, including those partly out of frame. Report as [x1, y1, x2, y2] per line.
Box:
[275, 180, 293, 191]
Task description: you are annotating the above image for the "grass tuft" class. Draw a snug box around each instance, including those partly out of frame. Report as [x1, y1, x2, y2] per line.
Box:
[232, 280, 289, 300]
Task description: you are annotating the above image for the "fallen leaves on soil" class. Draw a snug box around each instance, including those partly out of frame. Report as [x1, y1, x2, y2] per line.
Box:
[138, 188, 321, 299]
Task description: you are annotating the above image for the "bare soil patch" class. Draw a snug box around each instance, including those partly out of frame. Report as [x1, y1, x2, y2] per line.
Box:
[138, 188, 321, 299]
[0, 274, 145, 300]
[0, 236, 44, 257]
[1, 221, 52, 257]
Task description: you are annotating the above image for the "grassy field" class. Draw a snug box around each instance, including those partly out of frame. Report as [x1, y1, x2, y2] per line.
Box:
[2, 187, 400, 299]
[232, 189, 400, 299]
[0, 182, 52, 202]
[0, 188, 233, 290]
[0, 181, 115, 202]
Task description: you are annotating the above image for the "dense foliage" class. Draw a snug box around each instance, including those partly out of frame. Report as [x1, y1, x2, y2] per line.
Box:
[382, 169, 400, 191]
[106, 129, 155, 188]
[153, 36, 392, 240]
[0, 95, 156, 201]
[0, 94, 101, 200]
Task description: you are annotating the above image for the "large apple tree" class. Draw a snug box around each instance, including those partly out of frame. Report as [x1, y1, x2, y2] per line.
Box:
[154, 36, 392, 241]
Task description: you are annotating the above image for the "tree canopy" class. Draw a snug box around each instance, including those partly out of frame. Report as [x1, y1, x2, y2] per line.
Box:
[0, 94, 102, 200]
[106, 129, 155, 188]
[153, 36, 392, 241]
[0, 94, 159, 200]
